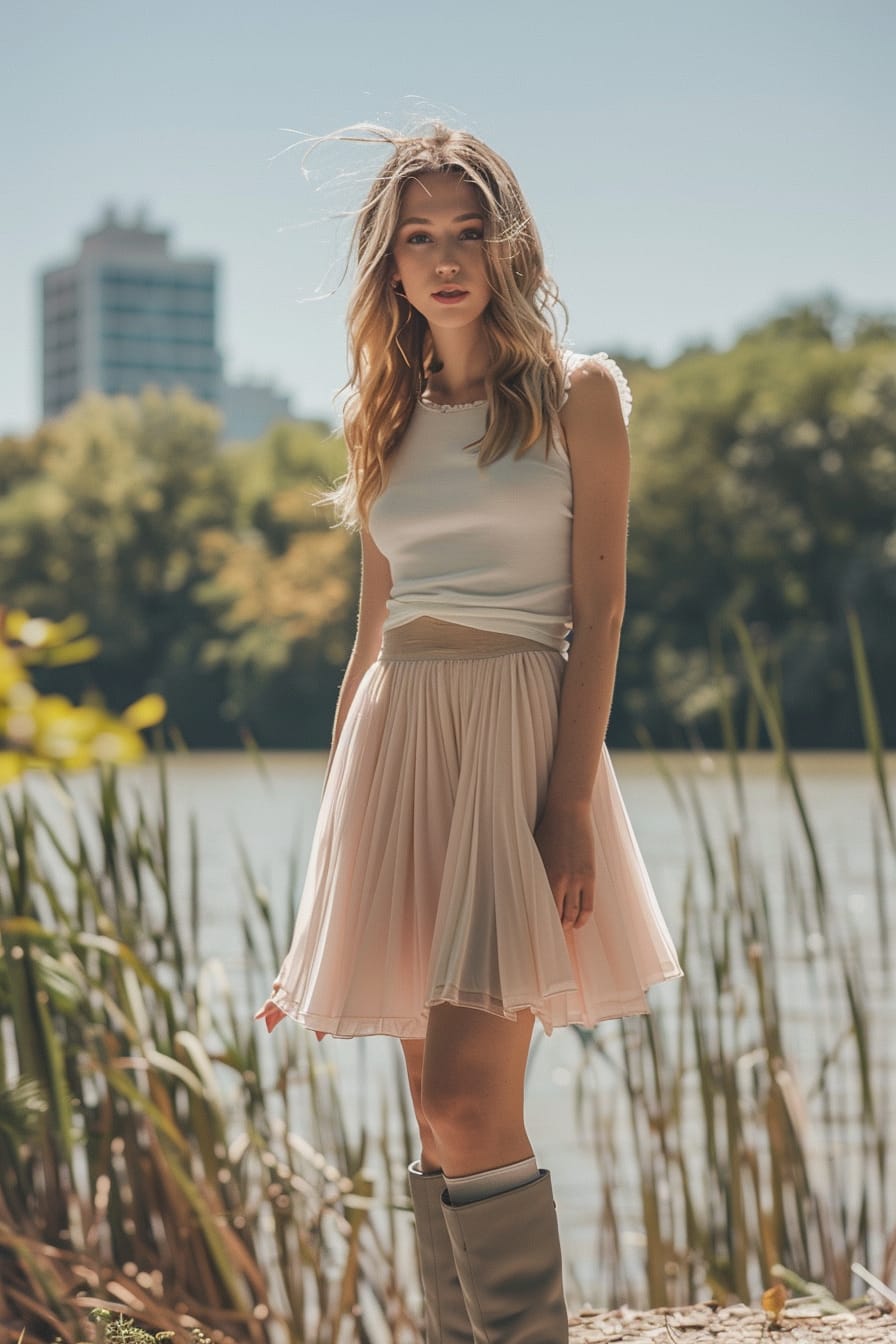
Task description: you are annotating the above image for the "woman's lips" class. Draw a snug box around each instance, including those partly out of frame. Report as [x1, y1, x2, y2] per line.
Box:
[432, 290, 468, 304]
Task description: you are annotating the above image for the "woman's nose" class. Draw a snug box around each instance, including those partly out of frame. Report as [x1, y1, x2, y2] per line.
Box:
[435, 256, 460, 275]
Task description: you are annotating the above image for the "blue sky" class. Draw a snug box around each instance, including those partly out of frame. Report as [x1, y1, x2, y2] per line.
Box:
[2, 0, 893, 434]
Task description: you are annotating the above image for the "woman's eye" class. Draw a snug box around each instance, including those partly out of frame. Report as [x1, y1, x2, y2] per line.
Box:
[405, 229, 482, 245]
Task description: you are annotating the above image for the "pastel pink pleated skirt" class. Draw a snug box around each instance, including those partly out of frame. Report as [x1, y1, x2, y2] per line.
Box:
[269, 616, 683, 1041]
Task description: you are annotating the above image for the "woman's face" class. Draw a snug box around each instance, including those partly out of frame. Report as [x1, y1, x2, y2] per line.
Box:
[390, 171, 491, 330]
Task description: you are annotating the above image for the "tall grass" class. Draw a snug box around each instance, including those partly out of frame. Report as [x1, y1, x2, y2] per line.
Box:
[0, 745, 422, 1344]
[570, 608, 894, 1307]
[0, 610, 893, 1340]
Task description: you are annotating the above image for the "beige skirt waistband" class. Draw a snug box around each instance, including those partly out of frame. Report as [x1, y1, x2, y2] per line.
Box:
[379, 616, 552, 661]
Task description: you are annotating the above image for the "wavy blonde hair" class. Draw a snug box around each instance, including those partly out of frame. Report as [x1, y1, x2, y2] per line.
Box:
[314, 121, 570, 532]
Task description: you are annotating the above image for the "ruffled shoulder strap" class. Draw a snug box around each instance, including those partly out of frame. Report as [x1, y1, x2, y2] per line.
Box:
[559, 348, 633, 427]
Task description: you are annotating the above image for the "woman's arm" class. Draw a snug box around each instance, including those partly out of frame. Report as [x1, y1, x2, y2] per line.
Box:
[536, 360, 631, 929]
[322, 526, 392, 788]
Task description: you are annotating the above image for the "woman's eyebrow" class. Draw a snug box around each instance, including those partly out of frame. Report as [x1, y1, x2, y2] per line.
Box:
[397, 212, 484, 227]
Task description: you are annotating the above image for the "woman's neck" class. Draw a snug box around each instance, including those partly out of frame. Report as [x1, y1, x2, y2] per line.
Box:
[426, 326, 491, 401]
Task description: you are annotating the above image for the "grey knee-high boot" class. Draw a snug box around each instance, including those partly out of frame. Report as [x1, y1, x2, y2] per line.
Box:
[407, 1160, 475, 1343]
[439, 1168, 569, 1343]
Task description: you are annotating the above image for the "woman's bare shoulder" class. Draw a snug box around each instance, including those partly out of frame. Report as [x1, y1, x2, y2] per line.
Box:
[557, 349, 633, 427]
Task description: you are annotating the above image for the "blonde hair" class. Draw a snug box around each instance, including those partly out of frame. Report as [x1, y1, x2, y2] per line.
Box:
[313, 121, 570, 532]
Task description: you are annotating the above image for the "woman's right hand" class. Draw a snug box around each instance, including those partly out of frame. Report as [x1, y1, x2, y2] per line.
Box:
[255, 983, 287, 1033]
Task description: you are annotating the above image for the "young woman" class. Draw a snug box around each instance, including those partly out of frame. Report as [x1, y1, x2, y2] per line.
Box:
[255, 122, 683, 1344]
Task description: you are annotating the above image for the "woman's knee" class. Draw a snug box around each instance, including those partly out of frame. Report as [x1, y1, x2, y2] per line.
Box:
[421, 1079, 491, 1135]
[418, 1002, 534, 1141]
[420, 1054, 527, 1142]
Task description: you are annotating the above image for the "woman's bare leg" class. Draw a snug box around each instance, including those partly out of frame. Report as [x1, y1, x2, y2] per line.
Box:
[399, 1037, 442, 1172]
[419, 1002, 537, 1177]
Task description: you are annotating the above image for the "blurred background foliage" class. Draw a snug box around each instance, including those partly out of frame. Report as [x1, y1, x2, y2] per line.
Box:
[0, 607, 166, 784]
[2, 294, 894, 749]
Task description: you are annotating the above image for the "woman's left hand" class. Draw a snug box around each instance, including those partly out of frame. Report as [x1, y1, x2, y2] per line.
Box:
[533, 801, 596, 931]
[255, 998, 287, 1033]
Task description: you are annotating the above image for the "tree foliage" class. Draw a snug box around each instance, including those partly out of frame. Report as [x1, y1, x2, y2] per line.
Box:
[619, 298, 896, 745]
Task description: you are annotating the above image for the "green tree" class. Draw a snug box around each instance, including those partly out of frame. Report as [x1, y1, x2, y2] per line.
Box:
[0, 388, 235, 741]
[195, 421, 357, 745]
[617, 297, 896, 746]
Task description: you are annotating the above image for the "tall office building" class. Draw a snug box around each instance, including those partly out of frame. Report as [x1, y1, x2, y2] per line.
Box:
[40, 203, 223, 419]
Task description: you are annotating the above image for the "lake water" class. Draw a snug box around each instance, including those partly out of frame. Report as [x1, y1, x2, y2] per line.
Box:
[21, 749, 895, 1310]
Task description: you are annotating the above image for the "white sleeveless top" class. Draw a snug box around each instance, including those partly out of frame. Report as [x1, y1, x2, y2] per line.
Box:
[367, 349, 633, 657]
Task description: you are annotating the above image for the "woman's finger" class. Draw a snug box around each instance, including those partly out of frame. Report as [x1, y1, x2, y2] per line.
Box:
[561, 889, 581, 928]
[551, 879, 570, 924]
[573, 882, 595, 928]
